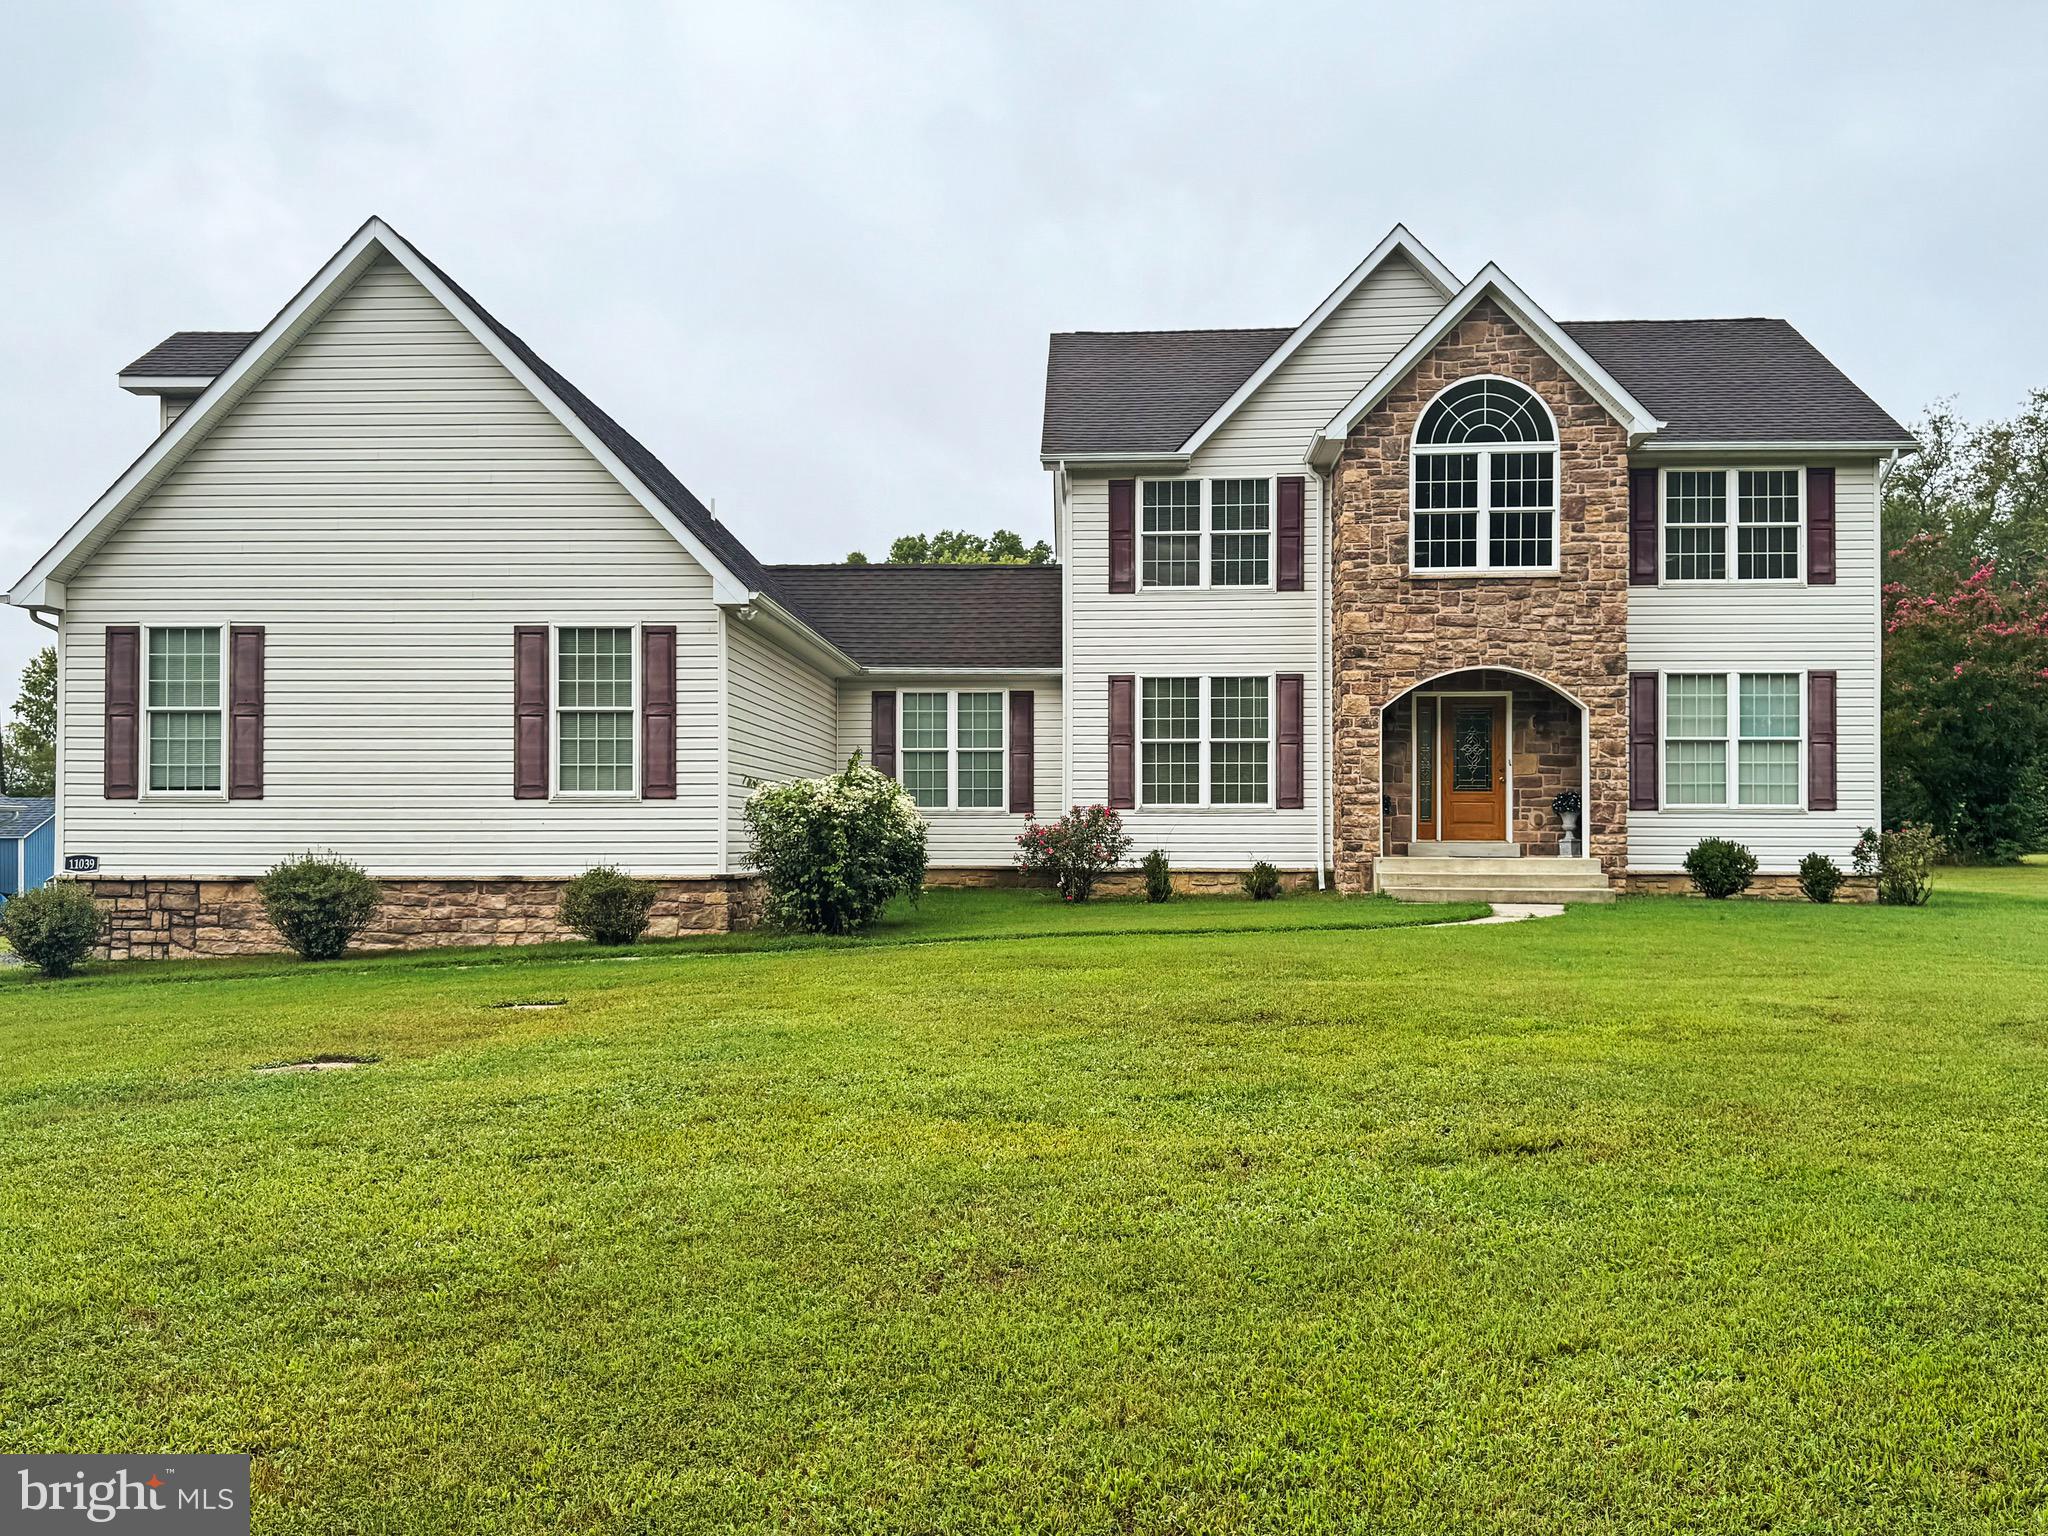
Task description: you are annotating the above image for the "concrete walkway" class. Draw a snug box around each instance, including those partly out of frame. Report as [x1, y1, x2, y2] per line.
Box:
[1463, 903, 1567, 925]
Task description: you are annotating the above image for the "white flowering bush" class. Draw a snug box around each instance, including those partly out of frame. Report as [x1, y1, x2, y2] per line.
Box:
[743, 754, 928, 933]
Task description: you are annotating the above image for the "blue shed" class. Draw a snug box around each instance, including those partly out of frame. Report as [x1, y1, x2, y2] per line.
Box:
[0, 797, 56, 902]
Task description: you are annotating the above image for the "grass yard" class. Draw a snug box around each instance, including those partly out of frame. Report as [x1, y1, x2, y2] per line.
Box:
[3, 871, 2047, 1532]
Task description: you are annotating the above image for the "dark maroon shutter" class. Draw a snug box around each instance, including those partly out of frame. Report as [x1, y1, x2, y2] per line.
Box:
[641, 625, 677, 799]
[1008, 689, 1035, 814]
[1108, 479, 1136, 593]
[514, 625, 549, 800]
[1275, 672, 1305, 809]
[104, 625, 140, 800]
[1107, 674, 1136, 809]
[1806, 467, 1836, 585]
[870, 691, 896, 777]
[228, 625, 265, 800]
[1629, 467, 1659, 586]
[1628, 671, 1659, 811]
[1808, 670, 1838, 811]
[1276, 476, 1305, 592]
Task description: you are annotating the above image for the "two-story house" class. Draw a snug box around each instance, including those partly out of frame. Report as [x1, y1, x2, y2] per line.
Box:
[8, 218, 1912, 957]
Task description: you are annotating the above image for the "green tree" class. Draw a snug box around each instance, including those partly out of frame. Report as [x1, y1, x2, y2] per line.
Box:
[884, 529, 1052, 565]
[1884, 394, 2048, 589]
[2, 646, 55, 797]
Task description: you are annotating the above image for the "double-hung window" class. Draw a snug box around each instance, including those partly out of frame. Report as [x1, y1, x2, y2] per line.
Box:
[145, 626, 223, 794]
[1662, 469, 1802, 582]
[1139, 675, 1270, 807]
[557, 627, 636, 794]
[1410, 377, 1557, 574]
[1139, 479, 1272, 588]
[1663, 671, 1802, 808]
[899, 690, 1006, 809]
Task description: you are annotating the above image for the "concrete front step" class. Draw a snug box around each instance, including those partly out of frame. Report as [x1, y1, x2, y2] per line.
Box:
[1386, 856, 1607, 881]
[1389, 882, 1616, 905]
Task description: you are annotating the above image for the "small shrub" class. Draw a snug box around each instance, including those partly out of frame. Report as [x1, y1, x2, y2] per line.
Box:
[1797, 852, 1846, 904]
[1141, 848, 1173, 903]
[560, 864, 658, 945]
[1015, 804, 1132, 903]
[1241, 861, 1283, 901]
[1853, 823, 1943, 907]
[0, 883, 103, 977]
[745, 754, 928, 934]
[1683, 837, 1758, 899]
[258, 853, 382, 960]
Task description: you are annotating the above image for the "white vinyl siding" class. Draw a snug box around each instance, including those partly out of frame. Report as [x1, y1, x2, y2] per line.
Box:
[725, 615, 840, 866]
[835, 677, 1062, 867]
[1065, 252, 1447, 869]
[1627, 458, 1882, 872]
[57, 255, 729, 877]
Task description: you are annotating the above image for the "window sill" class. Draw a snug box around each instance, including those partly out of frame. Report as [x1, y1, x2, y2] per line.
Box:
[1407, 568, 1561, 580]
[550, 793, 643, 805]
[1135, 804, 1282, 814]
[1656, 578, 1809, 589]
[1653, 804, 1811, 814]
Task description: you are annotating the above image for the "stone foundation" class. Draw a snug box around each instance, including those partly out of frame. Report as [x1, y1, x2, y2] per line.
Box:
[924, 867, 1319, 896]
[84, 875, 765, 961]
[1622, 872, 1878, 903]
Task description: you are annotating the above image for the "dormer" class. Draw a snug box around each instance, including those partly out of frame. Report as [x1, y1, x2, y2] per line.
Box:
[117, 331, 256, 431]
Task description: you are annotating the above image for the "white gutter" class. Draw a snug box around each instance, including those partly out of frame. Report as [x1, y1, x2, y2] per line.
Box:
[1315, 464, 1332, 890]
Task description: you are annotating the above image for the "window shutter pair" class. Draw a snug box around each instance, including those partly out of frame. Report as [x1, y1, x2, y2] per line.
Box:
[1627, 668, 1839, 812]
[1107, 476, 1305, 592]
[103, 624, 265, 800]
[868, 689, 1036, 813]
[512, 625, 677, 799]
[1627, 466, 1836, 586]
[1106, 674, 1303, 810]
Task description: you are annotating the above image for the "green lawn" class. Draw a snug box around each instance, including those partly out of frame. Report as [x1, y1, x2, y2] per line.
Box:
[3, 871, 2047, 1532]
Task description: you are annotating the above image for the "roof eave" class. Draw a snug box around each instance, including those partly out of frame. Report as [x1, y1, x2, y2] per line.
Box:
[1633, 436, 1921, 457]
[726, 593, 865, 678]
[1039, 451, 1190, 471]
[117, 375, 217, 396]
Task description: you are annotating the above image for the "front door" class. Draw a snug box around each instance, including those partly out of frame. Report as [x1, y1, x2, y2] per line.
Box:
[1439, 698, 1507, 841]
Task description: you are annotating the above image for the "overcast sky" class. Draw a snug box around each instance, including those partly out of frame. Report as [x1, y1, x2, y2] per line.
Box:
[4, 0, 2044, 702]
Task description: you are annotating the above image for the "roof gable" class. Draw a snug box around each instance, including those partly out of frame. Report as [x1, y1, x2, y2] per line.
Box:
[12, 218, 816, 628]
[1311, 264, 1664, 465]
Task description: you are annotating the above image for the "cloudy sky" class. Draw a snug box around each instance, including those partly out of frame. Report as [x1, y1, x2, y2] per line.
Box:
[3, 0, 2043, 700]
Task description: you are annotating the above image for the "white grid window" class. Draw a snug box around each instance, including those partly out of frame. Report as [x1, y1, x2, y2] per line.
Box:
[1138, 478, 1277, 590]
[1664, 469, 1803, 583]
[1737, 471, 1802, 581]
[1661, 671, 1805, 808]
[1411, 378, 1556, 573]
[1209, 480, 1270, 587]
[1664, 471, 1728, 581]
[1141, 678, 1200, 805]
[900, 691, 950, 808]
[1209, 677, 1269, 805]
[1664, 673, 1728, 806]
[1140, 675, 1273, 808]
[557, 627, 635, 794]
[896, 690, 1007, 810]
[146, 627, 222, 794]
[1141, 481, 1202, 588]
[1737, 673, 1801, 805]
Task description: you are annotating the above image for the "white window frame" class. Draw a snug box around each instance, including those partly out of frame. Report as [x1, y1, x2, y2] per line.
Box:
[1659, 468, 1806, 586]
[896, 689, 1009, 812]
[552, 622, 640, 801]
[1408, 375, 1561, 578]
[1657, 668, 1808, 812]
[140, 622, 227, 801]
[1136, 673, 1277, 811]
[1135, 476, 1277, 592]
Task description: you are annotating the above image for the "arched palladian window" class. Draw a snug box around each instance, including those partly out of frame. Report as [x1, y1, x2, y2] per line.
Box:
[1411, 377, 1558, 573]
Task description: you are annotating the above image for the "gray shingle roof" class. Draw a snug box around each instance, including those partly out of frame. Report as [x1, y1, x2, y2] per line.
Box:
[764, 564, 1062, 670]
[1041, 315, 1912, 453]
[119, 331, 257, 378]
[1042, 328, 1291, 455]
[1561, 319, 1914, 444]
[0, 796, 54, 838]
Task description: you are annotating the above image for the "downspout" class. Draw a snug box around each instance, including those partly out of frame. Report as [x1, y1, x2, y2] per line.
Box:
[1056, 460, 1072, 814]
[1874, 447, 1902, 830]
[1316, 465, 1333, 890]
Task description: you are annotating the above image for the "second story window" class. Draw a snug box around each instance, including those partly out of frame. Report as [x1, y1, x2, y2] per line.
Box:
[1663, 469, 1802, 583]
[1140, 479, 1273, 589]
[1410, 377, 1558, 575]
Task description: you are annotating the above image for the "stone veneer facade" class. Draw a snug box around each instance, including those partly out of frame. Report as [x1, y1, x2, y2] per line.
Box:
[1330, 298, 1632, 893]
[83, 875, 764, 961]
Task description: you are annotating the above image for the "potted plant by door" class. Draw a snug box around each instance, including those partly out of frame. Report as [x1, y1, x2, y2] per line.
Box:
[1553, 790, 1582, 858]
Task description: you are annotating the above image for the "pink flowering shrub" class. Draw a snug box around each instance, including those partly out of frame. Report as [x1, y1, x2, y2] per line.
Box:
[1015, 805, 1133, 902]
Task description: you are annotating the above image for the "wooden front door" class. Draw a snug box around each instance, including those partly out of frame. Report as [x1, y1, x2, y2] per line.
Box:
[1439, 698, 1507, 841]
